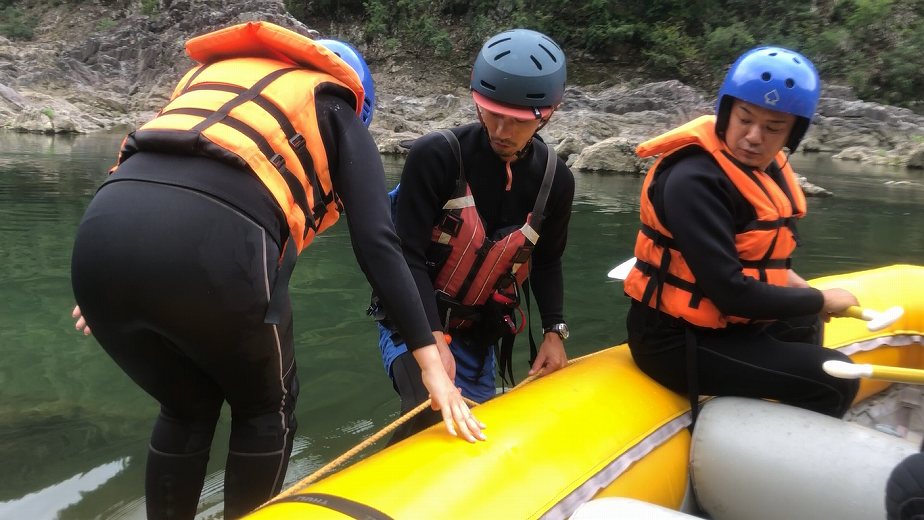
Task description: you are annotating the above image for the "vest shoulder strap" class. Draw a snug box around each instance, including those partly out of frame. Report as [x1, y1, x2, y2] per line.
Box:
[437, 129, 466, 197]
[527, 140, 559, 232]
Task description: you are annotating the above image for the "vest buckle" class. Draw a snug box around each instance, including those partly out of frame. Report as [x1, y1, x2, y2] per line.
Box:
[269, 153, 286, 170]
[289, 133, 306, 149]
[438, 212, 463, 237]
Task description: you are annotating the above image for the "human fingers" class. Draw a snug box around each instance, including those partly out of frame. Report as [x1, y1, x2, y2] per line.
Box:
[548, 345, 568, 372]
[75, 316, 91, 335]
[426, 388, 459, 438]
[787, 269, 810, 288]
[528, 352, 547, 376]
[545, 356, 567, 374]
[438, 405, 458, 438]
[450, 399, 486, 442]
[822, 288, 860, 315]
[456, 398, 486, 435]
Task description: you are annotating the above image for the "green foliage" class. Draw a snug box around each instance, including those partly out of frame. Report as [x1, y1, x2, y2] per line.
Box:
[96, 17, 116, 31]
[358, 0, 484, 55]
[702, 23, 755, 69]
[872, 22, 924, 105]
[362, 0, 389, 39]
[0, 7, 36, 40]
[285, 0, 924, 109]
[284, 0, 307, 20]
[642, 23, 699, 78]
[40, 107, 55, 120]
[140, 0, 157, 15]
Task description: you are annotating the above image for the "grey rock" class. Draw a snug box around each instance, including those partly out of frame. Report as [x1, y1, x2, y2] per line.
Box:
[1, 0, 922, 198]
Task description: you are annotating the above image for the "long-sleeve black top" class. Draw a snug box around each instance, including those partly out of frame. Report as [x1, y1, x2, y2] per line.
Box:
[110, 93, 435, 350]
[647, 149, 824, 320]
[394, 123, 575, 332]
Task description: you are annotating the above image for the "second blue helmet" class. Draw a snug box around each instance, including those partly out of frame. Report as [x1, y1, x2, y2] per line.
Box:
[317, 39, 376, 127]
[716, 46, 820, 151]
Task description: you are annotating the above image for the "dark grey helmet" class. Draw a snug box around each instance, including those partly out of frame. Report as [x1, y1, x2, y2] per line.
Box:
[471, 28, 567, 110]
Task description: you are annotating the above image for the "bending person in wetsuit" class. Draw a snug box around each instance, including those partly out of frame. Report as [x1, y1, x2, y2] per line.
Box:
[70, 22, 484, 520]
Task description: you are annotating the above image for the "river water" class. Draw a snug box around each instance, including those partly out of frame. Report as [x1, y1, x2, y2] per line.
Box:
[0, 131, 921, 519]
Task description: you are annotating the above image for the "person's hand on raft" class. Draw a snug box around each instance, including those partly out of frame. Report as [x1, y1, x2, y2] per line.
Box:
[413, 344, 487, 442]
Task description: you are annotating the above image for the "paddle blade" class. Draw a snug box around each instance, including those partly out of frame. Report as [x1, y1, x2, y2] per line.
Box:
[841, 305, 904, 332]
[607, 257, 637, 281]
[867, 306, 904, 332]
[824, 360, 924, 385]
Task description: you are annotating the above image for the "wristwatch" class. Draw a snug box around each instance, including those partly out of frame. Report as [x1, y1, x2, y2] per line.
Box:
[543, 322, 570, 341]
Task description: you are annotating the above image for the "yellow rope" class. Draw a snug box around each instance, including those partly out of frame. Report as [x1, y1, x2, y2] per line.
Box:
[260, 347, 607, 508]
[265, 394, 479, 505]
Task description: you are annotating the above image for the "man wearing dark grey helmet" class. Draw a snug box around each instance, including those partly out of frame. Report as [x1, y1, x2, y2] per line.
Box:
[372, 28, 575, 443]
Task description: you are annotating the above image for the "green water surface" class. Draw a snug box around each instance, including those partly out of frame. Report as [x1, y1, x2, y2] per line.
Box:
[0, 131, 920, 518]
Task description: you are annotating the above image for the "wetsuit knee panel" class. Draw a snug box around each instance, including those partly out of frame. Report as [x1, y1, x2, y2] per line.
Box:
[229, 373, 299, 454]
[151, 410, 220, 455]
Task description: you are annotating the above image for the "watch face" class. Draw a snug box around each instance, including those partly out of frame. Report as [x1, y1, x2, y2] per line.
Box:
[557, 323, 570, 340]
[547, 323, 569, 340]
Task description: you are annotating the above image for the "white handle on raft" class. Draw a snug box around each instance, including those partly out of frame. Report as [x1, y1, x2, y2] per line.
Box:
[824, 360, 924, 385]
[842, 305, 905, 332]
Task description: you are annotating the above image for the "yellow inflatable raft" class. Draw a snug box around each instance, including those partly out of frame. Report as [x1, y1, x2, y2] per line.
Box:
[246, 264, 924, 519]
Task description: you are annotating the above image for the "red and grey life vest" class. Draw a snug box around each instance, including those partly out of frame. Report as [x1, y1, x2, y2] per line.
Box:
[429, 130, 557, 329]
[624, 115, 807, 329]
[109, 21, 367, 254]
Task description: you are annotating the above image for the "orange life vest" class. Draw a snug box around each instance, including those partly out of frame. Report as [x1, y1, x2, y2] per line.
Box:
[429, 130, 557, 329]
[110, 21, 367, 253]
[624, 115, 807, 329]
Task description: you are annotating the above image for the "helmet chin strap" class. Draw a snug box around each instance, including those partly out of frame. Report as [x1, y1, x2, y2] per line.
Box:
[475, 105, 555, 160]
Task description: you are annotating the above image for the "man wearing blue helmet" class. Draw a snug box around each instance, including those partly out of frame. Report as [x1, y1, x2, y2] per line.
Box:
[623, 46, 861, 421]
[70, 21, 483, 519]
[372, 28, 575, 443]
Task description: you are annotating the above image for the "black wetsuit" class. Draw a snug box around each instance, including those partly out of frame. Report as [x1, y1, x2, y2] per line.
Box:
[71, 94, 433, 519]
[386, 123, 574, 441]
[888, 452, 924, 520]
[626, 150, 859, 418]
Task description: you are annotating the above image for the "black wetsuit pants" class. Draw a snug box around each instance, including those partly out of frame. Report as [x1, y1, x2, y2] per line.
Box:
[71, 180, 298, 519]
[627, 302, 860, 418]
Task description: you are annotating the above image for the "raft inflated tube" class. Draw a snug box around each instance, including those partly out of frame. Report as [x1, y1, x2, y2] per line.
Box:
[691, 397, 917, 520]
[824, 360, 924, 385]
[246, 347, 693, 519]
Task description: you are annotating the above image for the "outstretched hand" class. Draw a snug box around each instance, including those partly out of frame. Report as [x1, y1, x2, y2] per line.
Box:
[412, 344, 486, 442]
[72, 305, 92, 336]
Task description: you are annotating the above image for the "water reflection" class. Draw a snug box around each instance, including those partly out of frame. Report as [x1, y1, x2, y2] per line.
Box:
[792, 153, 924, 205]
[0, 458, 129, 519]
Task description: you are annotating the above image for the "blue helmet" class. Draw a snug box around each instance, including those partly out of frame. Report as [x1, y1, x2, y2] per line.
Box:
[317, 39, 375, 127]
[715, 46, 820, 151]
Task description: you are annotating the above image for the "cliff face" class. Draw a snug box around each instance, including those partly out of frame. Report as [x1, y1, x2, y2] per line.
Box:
[0, 0, 304, 133]
[3, 0, 924, 172]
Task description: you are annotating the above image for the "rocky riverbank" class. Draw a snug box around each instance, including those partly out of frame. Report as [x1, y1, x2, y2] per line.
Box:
[3, 0, 924, 184]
